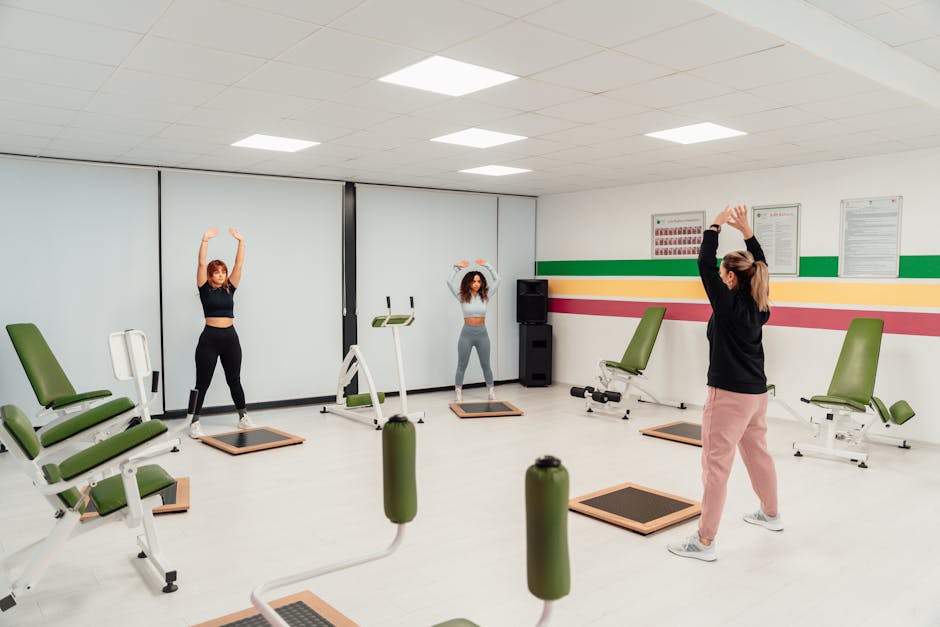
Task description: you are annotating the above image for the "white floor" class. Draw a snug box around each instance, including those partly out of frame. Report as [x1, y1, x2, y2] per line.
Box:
[2, 384, 939, 627]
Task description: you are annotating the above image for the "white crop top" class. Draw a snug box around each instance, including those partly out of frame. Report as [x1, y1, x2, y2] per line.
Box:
[446, 262, 501, 317]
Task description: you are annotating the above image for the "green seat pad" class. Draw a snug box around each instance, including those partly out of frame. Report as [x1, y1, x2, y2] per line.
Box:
[1, 404, 40, 460]
[809, 395, 867, 413]
[40, 397, 135, 447]
[432, 620, 480, 627]
[50, 389, 112, 410]
[58, 420, 167, 481]
[371, 315, 414, 327]
[347, 392, 385, 407]
[889, 400, 915, 425]
[604, 360, 641, 375]
[89, 464, 175, 517]
[41, 463, 83, 510]
[766, 383, 775, 394]
[871, 396, 891, 424]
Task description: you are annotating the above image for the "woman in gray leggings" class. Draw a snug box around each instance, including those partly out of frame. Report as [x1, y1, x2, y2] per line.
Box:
[447, 259, 501, 402]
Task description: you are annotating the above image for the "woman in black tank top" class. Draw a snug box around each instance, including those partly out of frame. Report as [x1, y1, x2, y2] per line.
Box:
[189, 227, 256, 439]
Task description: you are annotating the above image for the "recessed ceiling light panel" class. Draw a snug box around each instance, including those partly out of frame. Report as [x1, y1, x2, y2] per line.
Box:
[379, 56, 517, 97]
[431, 127, 527, 148]
[644, 122, 746, 145]
[459, 165, 531, 176]
[232, 134, 319, 152]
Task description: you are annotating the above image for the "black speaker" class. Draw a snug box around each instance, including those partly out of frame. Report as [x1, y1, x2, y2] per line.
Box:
[517, 279, 549, 324]
[520, 323, 552, 387]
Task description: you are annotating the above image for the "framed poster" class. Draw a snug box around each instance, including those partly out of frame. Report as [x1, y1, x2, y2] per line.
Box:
[752, 204, 799, 276]
[651, 211, 705, 258]
[839, 196, 902, 278]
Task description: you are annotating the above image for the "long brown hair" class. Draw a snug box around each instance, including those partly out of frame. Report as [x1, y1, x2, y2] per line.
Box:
[459, 271, 488, 303]
[722, 251, 769, 312]
[206, 259, 231, 293]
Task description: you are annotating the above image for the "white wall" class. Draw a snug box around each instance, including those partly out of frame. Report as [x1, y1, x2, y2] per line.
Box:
[0, 157, 162, 417]
[496, 195, 537, 380]
[538, 147, 940, 443]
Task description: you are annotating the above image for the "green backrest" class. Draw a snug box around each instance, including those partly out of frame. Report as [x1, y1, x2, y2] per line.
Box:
[1, 404, 41, 459]
[618, 307, 667, 372]
[827, 318, 883, 405]
[6, 323, 76, 407]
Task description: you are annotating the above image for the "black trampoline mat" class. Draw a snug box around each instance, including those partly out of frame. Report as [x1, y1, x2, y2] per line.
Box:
[221, 601, 334, 627]
[213, 429, 291, 447]
[651, 422, 701, 440]
[458, 401, 514, 413]
[581, 486, 692, 524]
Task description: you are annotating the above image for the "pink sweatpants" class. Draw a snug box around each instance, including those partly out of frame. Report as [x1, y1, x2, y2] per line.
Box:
[698, 386, 778, 541]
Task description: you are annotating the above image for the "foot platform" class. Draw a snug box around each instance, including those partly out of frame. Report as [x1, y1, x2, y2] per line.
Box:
[640, 421, 702, 447]
[199, 427, 304, 455]
[570, 482, 701, 535]
[448, 401, 523, 418]
[193, 591, 356, 627]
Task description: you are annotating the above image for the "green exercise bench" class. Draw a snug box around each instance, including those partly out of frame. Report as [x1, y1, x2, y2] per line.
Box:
[793, 318, 916, 468]
[0, 404, 184, 613]
[570, 306, 686, 419]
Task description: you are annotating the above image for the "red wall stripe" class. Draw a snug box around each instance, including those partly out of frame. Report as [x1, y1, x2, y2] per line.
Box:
[548, 298, 940, 337]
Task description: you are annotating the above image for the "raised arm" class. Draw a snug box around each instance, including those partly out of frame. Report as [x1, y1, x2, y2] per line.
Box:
[197, 228, 218, 287]
[228, 228, 245, 287]
[727, 205, 766, 265]
[475, 258, 501, 291]
[698, 207, 732, 309]
[446, 260, 469, 300]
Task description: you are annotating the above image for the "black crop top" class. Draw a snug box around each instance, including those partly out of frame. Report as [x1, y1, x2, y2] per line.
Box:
[199, 282, 236, 318]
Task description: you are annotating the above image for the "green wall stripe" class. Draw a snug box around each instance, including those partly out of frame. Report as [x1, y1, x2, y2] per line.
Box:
[537, 255, 940, 278]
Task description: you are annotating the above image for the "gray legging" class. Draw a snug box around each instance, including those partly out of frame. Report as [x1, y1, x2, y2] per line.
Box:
[455, 323, 493, 387]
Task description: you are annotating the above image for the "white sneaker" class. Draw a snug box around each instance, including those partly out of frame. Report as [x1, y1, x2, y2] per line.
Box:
[744, 509, 784, 531]
[237, 414, 257, 430]
[455, 387, 463, 402]
[667, 533, 716, 562]
[189, 421, 205, 439]
[487, 387, 496, 400]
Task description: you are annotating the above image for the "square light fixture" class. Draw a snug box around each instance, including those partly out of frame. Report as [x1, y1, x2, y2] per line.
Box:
[231, 134, 319, 152]
[379, 56, 517, 97]
[459, 165, 531, 176]
[431, 127, 527, 148]
[644, 122, 746, 145]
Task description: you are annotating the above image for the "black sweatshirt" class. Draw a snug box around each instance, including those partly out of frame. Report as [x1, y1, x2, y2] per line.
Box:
[698, 229, 770, 394]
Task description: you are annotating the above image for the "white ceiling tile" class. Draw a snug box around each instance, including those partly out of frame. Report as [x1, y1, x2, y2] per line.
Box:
[122, 36, 266, 84]
[83, 93, 194, 123]
[255, 119, 356, 143]
[745, 70, 883, 106]
[225, 0, 364, 25]
[331, 0, 510, 51]
[444, 21, 601, 77]
[0, 48, 113, 90]
[236, 62, 367, 99]
[798, 88, 921, 117]
[101, 69, 226, 107]
[0, 118, 60, 137]
[619, 14, 784, 71]
[803, 0, 889, 23]
[537, 95, 648, 124]
[120, 146, 203, 166]
[525, 0, 712, 48]
[605, 73, 733, 108]
[484, 112, 579, 137]
[0, 77, 94, 110]
[279, 28, 426, 79]
[896, 36, 940, 69]
[158, 124, 247, 145]
[854, 10, 935, 46]
[331, 81, 450, 114]
[834, 103, 940, 131]
[0, 132, 47, 152]
[0, 0, 172, 32]
[410, 99, 522, 127]
[203, 87, 319, 118]
[0, 7, 142, 65]
[539, 144, 625, 163]
[722, 106, 826, 132]
[531, 50, 672, 93]
[604, 109, 699, 137]
[365, 115, 460, 142]
[539, 123, 631, 146]
[152, 0, 317, 58]
[55, 126, 147, 150]
[292, 101, 396, 129]
[461, 0, 560, 18]
[0, 100, 76, 125]
[70, 111, 173, 136]
[495, 138, 579, 156]
[178, 107, 286, 132]
[898, 3, 940, 34]
[41, 138, 126, 160]
[467, 79, 587, 112]
[667, 92, 778, 119]
[690, 45, 833, 90]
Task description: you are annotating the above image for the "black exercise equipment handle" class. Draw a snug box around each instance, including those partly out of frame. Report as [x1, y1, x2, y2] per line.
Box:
[386, 296, 391, 309]
[800, 397, 811, 404]
[409, 296, 414, 308]
[151, 371, 160, 393]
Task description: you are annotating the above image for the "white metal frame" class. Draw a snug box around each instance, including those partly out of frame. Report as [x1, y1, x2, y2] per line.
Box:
[578, 358, 685, 419]
[792, 401, 911, 468]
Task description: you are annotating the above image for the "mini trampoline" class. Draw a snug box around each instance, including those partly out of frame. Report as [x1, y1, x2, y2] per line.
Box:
[200, 427, 305, 455]
[569, 482, 701, 535]
[640, 421, 702, 447]
[193, 591, 356, 627]
[448, 401, 524, 418]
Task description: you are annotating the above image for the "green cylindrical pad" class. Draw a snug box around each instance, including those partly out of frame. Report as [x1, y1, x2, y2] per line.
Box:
[382, 415, 417, 524]
[890, 400, 915, 425]
[526, 455, 570, 601]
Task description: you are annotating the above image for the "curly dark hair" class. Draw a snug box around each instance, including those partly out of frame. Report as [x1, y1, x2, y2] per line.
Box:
[459, 271, 488, 303]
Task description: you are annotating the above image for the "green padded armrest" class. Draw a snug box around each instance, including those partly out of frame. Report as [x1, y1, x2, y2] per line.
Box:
[89, 465, 175, 517]
[432, 620, 481, 627]
[890, 400, 915, 425]
[371, 314, 414, 327]
[617, 306, 666, 373]
[870, 396, 891, 424]
[1, 404, 40, 460]
[49, 389, 112, 410]
[58, 420, 168, 481]
[810, 395, 868, 413]
[604, 360, 641, 375]
[41, 463, 83, 510]
[40, 397, 135, 447]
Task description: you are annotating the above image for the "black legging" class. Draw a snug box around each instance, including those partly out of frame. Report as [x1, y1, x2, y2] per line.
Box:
[193, 325, 245, 419]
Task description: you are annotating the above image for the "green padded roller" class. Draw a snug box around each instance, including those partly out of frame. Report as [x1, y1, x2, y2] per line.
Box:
[382, 415, 416, 524]
[890, 400, 915, 425]
[526, 455, 570, 601]
[346, 392, 385, 408]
